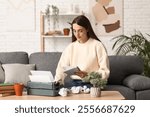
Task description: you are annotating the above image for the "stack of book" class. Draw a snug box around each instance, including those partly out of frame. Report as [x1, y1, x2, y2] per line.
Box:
[0, 83, 15, 97]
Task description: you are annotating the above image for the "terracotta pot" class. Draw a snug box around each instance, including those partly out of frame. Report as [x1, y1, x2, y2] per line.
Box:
[90, 87, 101, 97]
[14, 83, 24, 96]
[63, 28, 70, 35]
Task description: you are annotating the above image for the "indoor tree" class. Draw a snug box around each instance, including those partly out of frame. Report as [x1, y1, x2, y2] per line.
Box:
[112, 31, 150, 77]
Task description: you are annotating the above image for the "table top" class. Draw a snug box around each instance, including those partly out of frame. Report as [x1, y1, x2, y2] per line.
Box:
[0, 91, 125, 100]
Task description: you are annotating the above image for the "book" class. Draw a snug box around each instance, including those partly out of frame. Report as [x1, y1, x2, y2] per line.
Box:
[0, 89, 15, 94]
[0, 83, 14, 91]
[0, 92, 15, 97]
[0, 85, 14, 91]
[63, 66, 80, 75]
[0, 83, 14, 86]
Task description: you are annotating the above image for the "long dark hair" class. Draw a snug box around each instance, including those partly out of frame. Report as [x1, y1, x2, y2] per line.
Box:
[71, 15, 100, 42]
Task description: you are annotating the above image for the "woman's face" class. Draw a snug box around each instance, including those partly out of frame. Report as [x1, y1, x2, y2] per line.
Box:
[73, 23, 88, 43]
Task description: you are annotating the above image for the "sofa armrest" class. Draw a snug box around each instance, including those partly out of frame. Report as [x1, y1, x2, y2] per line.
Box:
[123, 74, 150, 91]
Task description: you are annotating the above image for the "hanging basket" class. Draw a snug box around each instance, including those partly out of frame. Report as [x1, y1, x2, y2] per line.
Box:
[90, 87, 101, 97]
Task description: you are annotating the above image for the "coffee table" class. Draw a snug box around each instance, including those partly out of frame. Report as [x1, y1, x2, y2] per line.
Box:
[0, 91, 125, 100]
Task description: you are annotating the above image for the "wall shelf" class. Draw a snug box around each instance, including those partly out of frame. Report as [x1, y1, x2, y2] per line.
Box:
[40, 11, 80, 52]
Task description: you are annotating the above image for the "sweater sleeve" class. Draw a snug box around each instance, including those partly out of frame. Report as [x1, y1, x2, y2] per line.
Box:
[96, 43, 110, 80]
[54, 45, 71, 83]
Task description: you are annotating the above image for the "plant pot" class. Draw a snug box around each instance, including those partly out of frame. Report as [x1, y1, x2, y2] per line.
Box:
[63, 28, 70, 35]
[14, 83, 24, 96]
[90, 87, 101, 97]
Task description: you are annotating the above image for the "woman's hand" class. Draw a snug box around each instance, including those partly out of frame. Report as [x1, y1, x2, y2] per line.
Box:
[74, 71, 87, 78]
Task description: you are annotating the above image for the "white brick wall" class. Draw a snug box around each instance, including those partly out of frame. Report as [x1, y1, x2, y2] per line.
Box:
[124, 0, 150, 34]
[0, 0, 150, 55]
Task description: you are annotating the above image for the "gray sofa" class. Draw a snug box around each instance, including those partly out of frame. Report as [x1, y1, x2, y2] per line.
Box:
[1, 51, 150, 100]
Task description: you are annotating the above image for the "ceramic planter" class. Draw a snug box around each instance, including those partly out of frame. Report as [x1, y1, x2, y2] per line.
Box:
[90, 87, 101, 97]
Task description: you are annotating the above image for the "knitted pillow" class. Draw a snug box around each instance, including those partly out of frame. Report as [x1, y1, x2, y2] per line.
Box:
[2, 64, 35, 86]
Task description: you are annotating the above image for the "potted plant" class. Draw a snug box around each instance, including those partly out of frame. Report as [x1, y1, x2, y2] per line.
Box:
[45, 5, 59, 33]
[51, 5, 59, 30]
[82, 72, 107, 97]
[45, 5, 51, 32]
[112, 31, 150, 77]
[63, 28, 70, 35]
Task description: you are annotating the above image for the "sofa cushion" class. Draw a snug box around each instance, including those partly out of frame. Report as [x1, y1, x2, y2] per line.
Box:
[104, 85, 135, 100]
[29, 52, 62, 76]
[123, 75, 150, 90]
[2, 64, 35, 86]
[136, 90, 150, 100]
[0, 61, 5, 83]
[0, 52, 29, 64]
[108, 56, 143, 85]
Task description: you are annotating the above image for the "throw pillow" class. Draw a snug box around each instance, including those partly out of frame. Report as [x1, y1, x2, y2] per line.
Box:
[0, 61, 5, 83]
[123, 74, 150, 90]
[2, 64, 35, 86]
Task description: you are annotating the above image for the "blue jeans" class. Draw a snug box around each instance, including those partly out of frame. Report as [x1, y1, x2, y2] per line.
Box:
[64, 76, 92, 88]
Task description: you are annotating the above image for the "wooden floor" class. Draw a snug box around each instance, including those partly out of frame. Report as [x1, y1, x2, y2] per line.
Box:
[0, 91, 125, 100]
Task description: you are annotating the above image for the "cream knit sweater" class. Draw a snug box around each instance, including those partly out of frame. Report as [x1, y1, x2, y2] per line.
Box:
[55, 38, 110, 83]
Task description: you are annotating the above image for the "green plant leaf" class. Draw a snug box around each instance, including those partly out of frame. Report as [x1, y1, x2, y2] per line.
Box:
[82, 72, 107, 88]
[112, 31, 150, 77]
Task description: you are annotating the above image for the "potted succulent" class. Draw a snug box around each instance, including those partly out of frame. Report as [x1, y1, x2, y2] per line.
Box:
[82, 72, 107, 97]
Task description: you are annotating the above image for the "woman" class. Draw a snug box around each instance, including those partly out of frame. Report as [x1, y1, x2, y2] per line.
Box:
[55, 15, 110, 88]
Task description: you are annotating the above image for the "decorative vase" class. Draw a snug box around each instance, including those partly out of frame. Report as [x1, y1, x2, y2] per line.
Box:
[90, 87, 101, 97]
